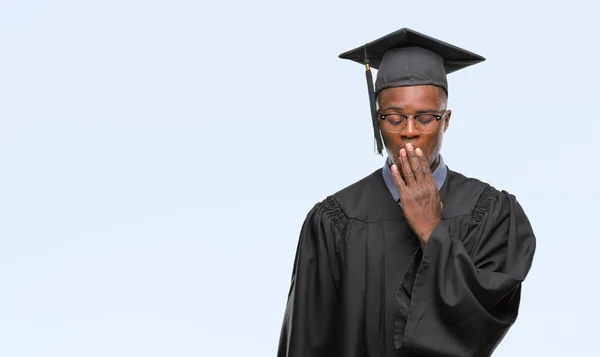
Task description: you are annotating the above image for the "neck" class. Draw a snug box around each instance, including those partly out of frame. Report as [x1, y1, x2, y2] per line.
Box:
[429, 154, 441, 172]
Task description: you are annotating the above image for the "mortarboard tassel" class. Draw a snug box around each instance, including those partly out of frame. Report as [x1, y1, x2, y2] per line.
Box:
[364, 47, 384, 155]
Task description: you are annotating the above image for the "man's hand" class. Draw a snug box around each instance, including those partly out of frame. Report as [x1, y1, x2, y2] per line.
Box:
[391, 143, 442, 247]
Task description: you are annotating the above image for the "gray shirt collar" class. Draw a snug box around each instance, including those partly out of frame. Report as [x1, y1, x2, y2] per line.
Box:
[381, 155, 448, 202]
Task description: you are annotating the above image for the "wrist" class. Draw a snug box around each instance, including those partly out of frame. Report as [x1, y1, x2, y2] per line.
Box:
[416, 221, 441, 245]
[417, 231, 432, 247]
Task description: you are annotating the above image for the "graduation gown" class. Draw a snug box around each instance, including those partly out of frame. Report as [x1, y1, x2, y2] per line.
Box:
[277, 167, 536, 357]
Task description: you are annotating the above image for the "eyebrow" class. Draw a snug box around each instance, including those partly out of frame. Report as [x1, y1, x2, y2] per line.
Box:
[380, 106, 442, 114]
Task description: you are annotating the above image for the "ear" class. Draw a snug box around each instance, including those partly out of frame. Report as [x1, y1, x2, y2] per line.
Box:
[443, 110, 451, 132]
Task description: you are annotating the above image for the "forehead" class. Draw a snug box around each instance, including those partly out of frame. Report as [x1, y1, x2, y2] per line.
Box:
[377, 85, 444, 110]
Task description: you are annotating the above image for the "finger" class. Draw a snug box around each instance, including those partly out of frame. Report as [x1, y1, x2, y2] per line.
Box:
[415, 148, 433, 183]
[405, 144, 423, 180]
[399, 148, 416, 186]
[391, 163, 406, 190]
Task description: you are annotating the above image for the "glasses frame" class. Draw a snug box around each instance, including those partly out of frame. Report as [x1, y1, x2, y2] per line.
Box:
[378, 110, 448, 134]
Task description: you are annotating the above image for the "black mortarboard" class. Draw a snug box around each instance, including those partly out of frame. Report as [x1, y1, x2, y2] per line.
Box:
[338, 28, 485, 154]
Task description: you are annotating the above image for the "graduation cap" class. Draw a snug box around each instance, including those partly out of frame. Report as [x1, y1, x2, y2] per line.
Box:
[338, 28, 485, 154]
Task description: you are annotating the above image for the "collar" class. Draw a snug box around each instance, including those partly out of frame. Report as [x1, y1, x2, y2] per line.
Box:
[381, 154, 448, 202]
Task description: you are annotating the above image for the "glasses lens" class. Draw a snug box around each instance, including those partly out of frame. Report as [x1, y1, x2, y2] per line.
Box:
[381, 114, 406, 133]
[415, 114, 439, 134]
[380, 113, 442, 134]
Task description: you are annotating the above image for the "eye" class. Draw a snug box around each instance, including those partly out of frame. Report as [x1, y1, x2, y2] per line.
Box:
[417, 114, 437, 124]
[382, 114, 405, 125]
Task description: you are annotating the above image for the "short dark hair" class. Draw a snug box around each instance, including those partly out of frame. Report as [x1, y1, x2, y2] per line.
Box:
[438, 87, 448, 107]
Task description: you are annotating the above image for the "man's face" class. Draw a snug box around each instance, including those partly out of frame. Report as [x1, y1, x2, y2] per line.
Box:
[377, 85, 451, 169]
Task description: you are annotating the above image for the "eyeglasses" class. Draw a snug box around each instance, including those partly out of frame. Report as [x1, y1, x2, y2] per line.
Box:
[378, 111, 447, 134]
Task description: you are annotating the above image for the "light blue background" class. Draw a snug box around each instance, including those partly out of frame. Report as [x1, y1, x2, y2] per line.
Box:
[1, 1, 598, 356]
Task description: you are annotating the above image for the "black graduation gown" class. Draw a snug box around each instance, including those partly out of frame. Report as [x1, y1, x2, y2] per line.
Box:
[277, 167, 536, 357]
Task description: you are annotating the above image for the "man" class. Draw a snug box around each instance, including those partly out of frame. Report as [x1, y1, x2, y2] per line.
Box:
[277, 28, 536, 357]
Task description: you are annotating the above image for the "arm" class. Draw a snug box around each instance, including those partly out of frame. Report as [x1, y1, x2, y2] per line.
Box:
[277, 198, 343, 357]
[398, 188, 536, 357]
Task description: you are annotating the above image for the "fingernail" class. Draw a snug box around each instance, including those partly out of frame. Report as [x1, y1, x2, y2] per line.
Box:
[407, 143, 413, 151]
[416, 148, 423, 155]
[400, 149, 407, 157]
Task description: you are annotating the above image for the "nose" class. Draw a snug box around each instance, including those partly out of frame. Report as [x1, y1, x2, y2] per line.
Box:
[401, 117, 420, 138]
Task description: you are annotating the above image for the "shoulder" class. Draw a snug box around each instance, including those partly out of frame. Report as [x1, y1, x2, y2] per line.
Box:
[443, 168, 521, 222]
[330, 168, 393, 221]
[306, 168, 389, 224]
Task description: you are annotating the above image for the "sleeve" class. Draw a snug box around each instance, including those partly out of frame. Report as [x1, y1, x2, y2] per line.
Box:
[277, 197, 345, 357]
[396, 187, 537, 357]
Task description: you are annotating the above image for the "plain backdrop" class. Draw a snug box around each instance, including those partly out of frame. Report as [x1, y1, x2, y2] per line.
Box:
[1, 0, 599, 356]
